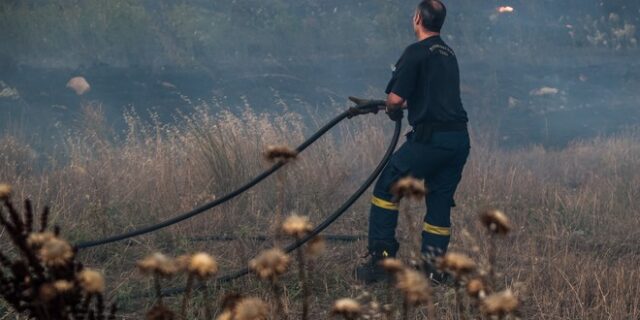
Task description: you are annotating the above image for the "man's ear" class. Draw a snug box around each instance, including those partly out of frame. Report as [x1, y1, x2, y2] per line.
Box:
[414, 11, 421, 26]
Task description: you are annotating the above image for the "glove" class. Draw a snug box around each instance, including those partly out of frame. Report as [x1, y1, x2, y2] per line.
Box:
[386, 105, 403, 121]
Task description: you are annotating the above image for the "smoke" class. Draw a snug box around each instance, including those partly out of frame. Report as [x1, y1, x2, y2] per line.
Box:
[0, 0, 638, 147]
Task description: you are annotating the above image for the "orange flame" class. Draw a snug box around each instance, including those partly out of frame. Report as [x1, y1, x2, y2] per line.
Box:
[498, 6, 514, 13]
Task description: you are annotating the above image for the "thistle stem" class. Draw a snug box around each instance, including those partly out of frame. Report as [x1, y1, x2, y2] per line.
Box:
[202, 280, 213, 320]
[180, 274, 194, 319]
[455, 285, 467, 320]
[296, 240, 309, 320]
[384, 277, 394, 320]
[275, 172, 285, 245]
[153, 273, 163, 306]
[488, 236, 497, 290]
[402, 299, 410, 320]
[271, 279, 288, 320]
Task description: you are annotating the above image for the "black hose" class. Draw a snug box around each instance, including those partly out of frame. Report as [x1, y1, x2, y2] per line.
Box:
[74, 107, 379, 250]
[188, 234, 365, 243]
[159, 118, 402, 297]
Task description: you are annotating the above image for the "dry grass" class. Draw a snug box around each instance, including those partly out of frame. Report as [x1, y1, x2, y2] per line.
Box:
[1, 102, 639, 319]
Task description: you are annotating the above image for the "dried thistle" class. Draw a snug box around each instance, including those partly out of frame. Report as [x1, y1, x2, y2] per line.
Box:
[263, 145, 298, 163]
[281, 214, 313, 238]
[220, 293, 244, 313]
[391, 177, 426, 201]
[216, 311, 233, 320]
[437, 252, 476, 279]
[395, 269, 432, 306]
[0, 196, 117, 319]
[480, 289, 519, 316]
[0, 183, 11, 200]
[248, 248, 290, 280]
[173, 254, 191, 271]
[53, 280, 75, 293]
[39, 237, 74, 267]
[466, 278, 487, 299]
[305, 235, 326, 257]
[38, 283, 58, 302]
[145, 304, 175, 320]
[233, 297, 270, 320]
[332, 298, 362, 320]
[137, 253, 178, 277]
[187, 252, 218, 279]
[181, 253, 218, 319]
[249, 249, 289, 319]
[137, 253, 164, 274]
[379, 258, 404, 275]
[77, 268, 105, 294]
[27, 231, 55, 248]
[480, 209, 512, 235]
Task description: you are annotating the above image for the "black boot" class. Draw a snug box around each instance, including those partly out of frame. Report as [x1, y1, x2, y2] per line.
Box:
[422, 257, 453, 286]
[355, 241, 399, 284]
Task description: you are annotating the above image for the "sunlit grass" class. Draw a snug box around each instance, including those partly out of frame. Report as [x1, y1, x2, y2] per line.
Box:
[1, 103, 639, 318]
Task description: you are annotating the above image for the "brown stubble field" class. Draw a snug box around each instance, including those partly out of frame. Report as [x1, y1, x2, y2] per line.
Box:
[1, 103, 639, 319]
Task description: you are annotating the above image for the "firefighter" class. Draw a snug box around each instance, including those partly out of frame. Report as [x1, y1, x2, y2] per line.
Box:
[355, 0, 470, 284]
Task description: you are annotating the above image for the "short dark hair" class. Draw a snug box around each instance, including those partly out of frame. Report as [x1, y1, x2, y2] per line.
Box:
[417, 0, 447, 32]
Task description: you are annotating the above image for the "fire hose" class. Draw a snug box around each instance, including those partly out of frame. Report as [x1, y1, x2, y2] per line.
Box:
[160, 108, 402, 296]
[74, 98, 390, 250]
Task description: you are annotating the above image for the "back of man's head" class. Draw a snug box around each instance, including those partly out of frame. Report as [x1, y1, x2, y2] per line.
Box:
[417, 0, 447, 33]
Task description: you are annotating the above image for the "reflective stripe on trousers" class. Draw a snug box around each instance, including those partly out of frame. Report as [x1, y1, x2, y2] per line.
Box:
[368, 130, 469, 257]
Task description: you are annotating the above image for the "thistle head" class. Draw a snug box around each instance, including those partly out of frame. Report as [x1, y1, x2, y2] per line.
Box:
[0, 183, 11, 200]
[379, 258, 405, 275]
[480, 289, 519, 316]
[27, 231, 56, 248]
[395, 269, 432, 306]
[220, 293, 244, 313]
[215, 311, 232, 320]
[391, 177, 426, 201]
[332, 298, 362, 319]
[187, 252, 218, 279]
[480, 209, 512, 235]
[281, 214, 312, 238]
[263, 145, 298, 163]
[38, 237, 74, 267]
[233, 297, 269, 320]
[145, 304, 175, 320]
[39, 283, 58, 302]
[305, 235, 326, 257]
[77, 268, 105, 294]
[137, 252, 178, 277]
[173, 254, 191, 271]
[53, 280, 75, 293]
[248, 248, 290, 280]
[466, 278, 487, 299]
[437, 252, 476, 279]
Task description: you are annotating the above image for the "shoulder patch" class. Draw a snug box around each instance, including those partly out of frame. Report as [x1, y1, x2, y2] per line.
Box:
[429, 44, 455, 57]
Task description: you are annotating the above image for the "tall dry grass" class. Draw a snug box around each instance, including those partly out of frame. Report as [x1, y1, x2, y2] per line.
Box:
[1, 102, 639, 319]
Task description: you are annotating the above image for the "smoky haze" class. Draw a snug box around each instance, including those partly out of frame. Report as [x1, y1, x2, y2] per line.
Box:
[0, 0, 638, 147]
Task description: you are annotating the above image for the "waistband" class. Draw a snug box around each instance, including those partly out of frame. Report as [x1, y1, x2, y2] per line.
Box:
[413, 122, 467, 132]
[410, 122, 468, 143]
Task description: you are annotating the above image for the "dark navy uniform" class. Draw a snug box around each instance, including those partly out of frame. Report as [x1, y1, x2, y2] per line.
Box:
[368, 35, 469, 263]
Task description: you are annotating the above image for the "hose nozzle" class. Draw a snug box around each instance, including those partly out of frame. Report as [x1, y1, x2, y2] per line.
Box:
[347, 96, 386, 118]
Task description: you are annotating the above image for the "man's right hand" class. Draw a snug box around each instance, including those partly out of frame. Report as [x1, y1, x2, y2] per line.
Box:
[386, 105, 404, 121]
